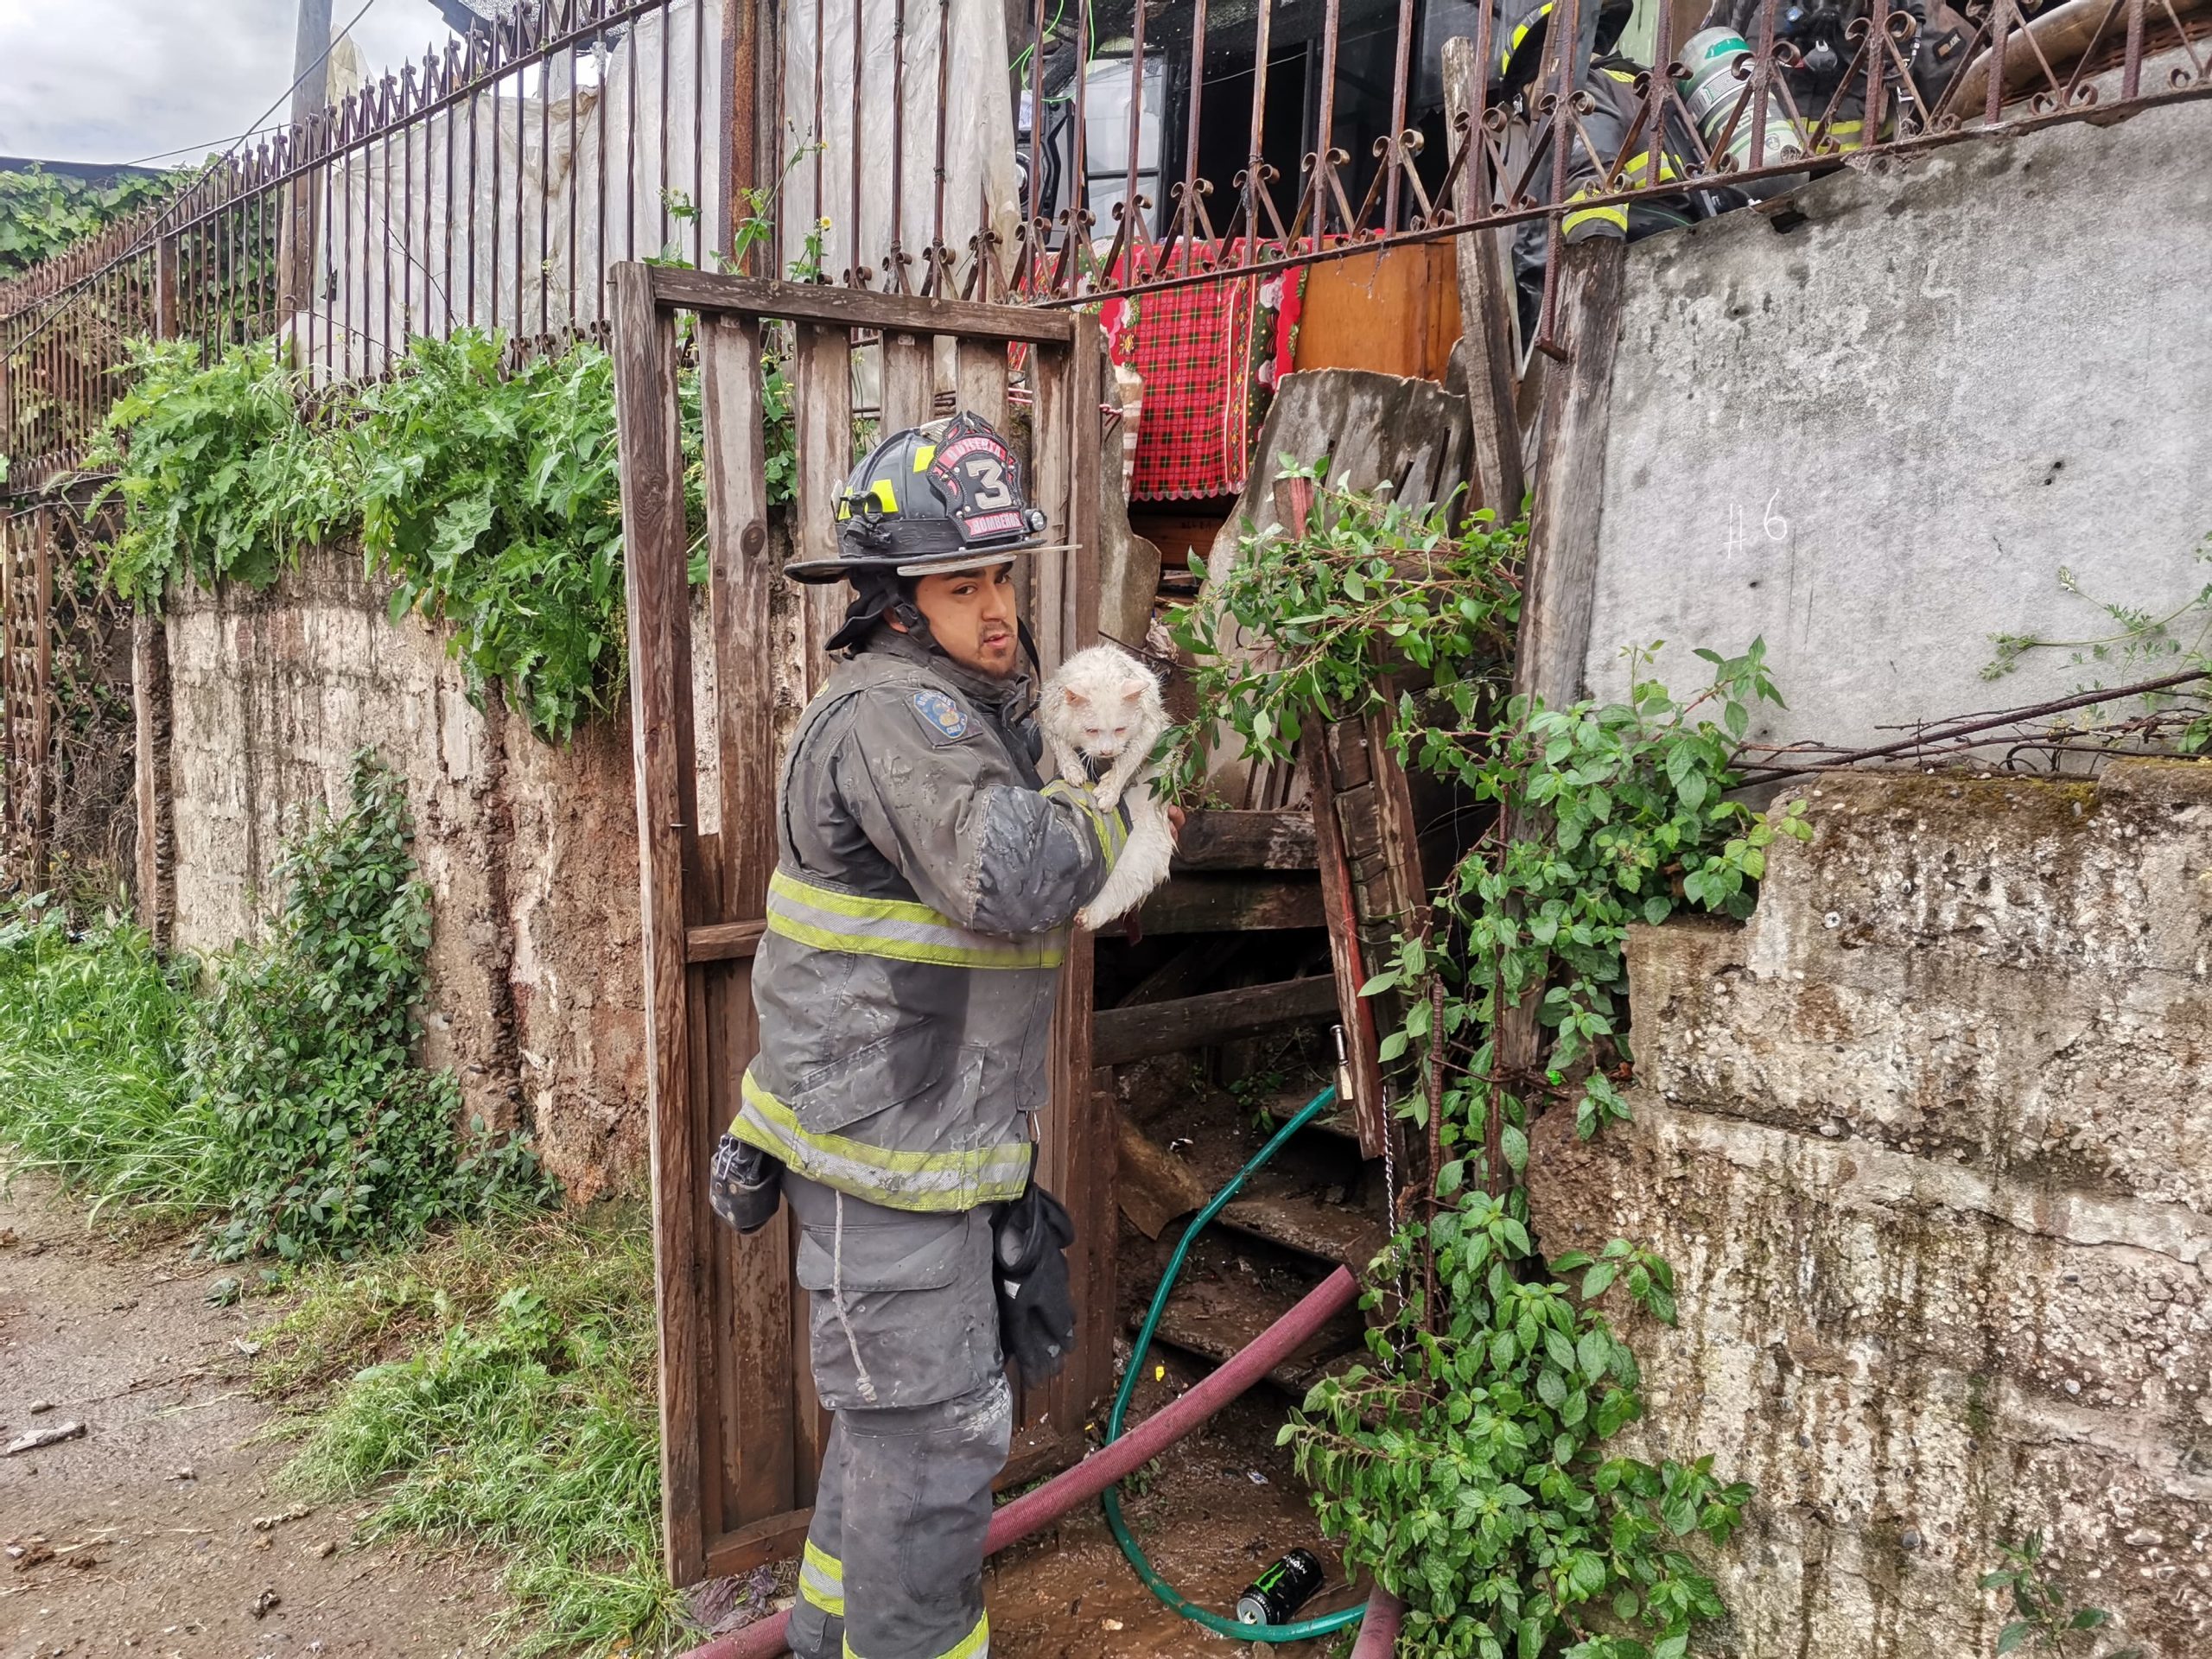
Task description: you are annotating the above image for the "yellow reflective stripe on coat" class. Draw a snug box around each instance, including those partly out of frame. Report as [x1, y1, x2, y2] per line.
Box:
[846, 1613, 988, 1659]
[801, 1540, 845, 1618]
[733, 1072, 1033, 1211]
[1040, 778, 1127, 868]
[766, 871, 1065, 969]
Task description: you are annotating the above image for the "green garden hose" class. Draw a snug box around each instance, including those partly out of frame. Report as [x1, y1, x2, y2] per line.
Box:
[1102, 1082, 1370, 1644]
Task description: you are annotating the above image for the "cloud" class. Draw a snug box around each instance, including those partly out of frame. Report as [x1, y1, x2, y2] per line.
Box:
[0, 0, 454, 168]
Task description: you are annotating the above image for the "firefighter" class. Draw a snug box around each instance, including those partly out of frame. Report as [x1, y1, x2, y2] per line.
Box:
[1698, 0, 1969, 149]
[709, 410, 1123, 1659]
[1491, 0, 1725, 340]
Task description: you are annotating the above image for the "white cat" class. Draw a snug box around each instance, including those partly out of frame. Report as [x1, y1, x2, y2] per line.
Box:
[1041, 644, 1176, 931]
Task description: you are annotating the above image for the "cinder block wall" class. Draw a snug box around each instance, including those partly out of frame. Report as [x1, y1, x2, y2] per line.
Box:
[164, 552, 652, 1199]
[1530, 760, 2212, 1657]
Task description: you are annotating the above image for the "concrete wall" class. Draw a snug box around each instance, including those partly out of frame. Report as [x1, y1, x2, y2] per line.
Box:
[1581, 100, 2212, 752]
[1529, 760, 2212, 1656]
[165, 553, 650, 1200]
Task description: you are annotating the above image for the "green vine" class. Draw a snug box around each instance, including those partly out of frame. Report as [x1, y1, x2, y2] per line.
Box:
[190, 751, 550, 1262]
[0, 165, 171, 279]
[1982, 534, 2212, 753]
[91, 327, 798, 744]
[1173, 462, 1810, 1656]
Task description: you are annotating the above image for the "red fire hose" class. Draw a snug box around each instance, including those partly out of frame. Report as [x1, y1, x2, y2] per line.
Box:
[683, 1264, 1362, 1659]
[1350, 1591, 1406, 1656]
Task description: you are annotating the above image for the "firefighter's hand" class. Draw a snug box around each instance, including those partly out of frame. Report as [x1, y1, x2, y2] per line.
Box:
[1166, 804, 1186, 843]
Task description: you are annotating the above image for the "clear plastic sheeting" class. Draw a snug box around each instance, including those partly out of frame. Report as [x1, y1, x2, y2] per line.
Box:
[779, 0, 1021, 294]
[297, 0, 722, 380]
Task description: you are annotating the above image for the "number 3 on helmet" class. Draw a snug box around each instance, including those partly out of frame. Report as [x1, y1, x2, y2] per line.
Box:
[782, 410, 1076, 583]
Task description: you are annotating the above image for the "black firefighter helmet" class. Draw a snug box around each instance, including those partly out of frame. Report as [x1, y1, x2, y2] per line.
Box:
[782, 410, 1062, 583]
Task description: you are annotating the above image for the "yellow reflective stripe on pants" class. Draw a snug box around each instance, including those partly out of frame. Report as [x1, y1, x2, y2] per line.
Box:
[845, 1613, 988, 1659]
[1040, 778, 1127, 868]
[732, 1072, 1033, 1211]
[766, 870, 1065, 970]
[801, 1539, 846, 1618]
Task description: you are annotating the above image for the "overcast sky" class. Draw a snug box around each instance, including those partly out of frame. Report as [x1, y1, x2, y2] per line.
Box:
[0, 0, 461, 168]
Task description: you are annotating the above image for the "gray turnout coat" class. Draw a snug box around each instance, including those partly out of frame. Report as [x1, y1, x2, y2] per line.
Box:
[732, 629, 1123, 1213]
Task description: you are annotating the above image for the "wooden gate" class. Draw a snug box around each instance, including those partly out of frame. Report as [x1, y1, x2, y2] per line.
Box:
[610, 264, 1110, 1586]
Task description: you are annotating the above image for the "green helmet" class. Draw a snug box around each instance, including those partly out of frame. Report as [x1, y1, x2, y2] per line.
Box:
[783, 410, 1057, 584]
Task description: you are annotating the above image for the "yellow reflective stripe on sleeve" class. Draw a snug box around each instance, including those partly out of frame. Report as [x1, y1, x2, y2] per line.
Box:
[1040, 778, 1127, 870]
[1619, 151, 1679, 182]
[801, 1540, 846, 1618]
[845, 1612, 988, 1659]
[733, 1072, 1033, 1211]
[1563, 203, 1630, 236]
[766, 871, 1065, 969]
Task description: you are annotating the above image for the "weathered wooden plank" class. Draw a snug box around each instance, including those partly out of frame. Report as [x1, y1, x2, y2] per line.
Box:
[881, 331, 933, 429]
[1307, 745, 1389, 1160]
[701, 316, 777, 920]
[1117, 1116, 1211, 1239]
[1093, 975, 1341, 1066]
[1135, 874, 1326, 935]
[1171, 808, 1317, 872]
[792, 324, 855, 698]
[955, 337, 1009, 428]
[130, 612, 172, 948]
[1441, 35, 1528, 519]
[612, 262, 709, 1587]
[1517, 238, 1625, 715]
[1497, 238, 1627, 1094]
[648, 265, 1077, 343]
[702, 1508, 815, 1580]
[1035, 319, 1114, 1430]
[697, 313, 796, 1532]
[686, 919, 767, 962]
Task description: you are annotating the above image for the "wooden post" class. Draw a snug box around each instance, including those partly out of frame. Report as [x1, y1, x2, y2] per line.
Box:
[1494, 237, 1627, 1091]
[612, 262, 710, 1588]
[1441, 36, 1527, 519]
[131, 614, 173, 946]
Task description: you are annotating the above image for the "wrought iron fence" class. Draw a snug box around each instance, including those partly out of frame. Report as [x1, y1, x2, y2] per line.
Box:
[0, 0, 721, 493]
[766, 0, 2210, 321]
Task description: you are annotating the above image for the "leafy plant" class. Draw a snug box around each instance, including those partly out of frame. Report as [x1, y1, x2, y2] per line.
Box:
[92, 323, 804, 743]
[1982, 534, 2212, 754]
[1287, 1201, 1748, 1658]
[1173, 462, 1808, 1655]
[1980, 1534, 2143, 1659]
[189, 750, 550, 1262]
[1164, 459, 1522, 801]
[0, 164, 171, 278]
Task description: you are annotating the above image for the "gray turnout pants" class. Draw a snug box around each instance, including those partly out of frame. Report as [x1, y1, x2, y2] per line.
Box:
[782, 1172, 1012, 1659]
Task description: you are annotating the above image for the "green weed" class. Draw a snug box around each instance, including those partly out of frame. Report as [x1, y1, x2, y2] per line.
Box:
[0, 900, 221, 1221]
[258, 1203, 688, 1656]
[0, 752, 548, 1259]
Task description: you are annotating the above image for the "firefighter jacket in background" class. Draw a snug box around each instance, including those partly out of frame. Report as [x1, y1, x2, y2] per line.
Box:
[1488, 0, 1710, 244]
[732, 626, 1122, 1212]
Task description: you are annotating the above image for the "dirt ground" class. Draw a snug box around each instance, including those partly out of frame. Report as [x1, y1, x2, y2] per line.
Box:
[3, 1177, 1355, 1658]
[0, 1178, 501, 1659]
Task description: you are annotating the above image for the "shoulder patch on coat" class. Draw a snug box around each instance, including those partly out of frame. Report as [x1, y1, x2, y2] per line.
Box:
[908, 688, 975, 744]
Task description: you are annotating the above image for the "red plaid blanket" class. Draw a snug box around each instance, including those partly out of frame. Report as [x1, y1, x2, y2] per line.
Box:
[1099, 243, 1306, 501]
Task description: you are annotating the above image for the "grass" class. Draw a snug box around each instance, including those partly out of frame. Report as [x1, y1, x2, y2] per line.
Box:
[0, 905, 227, 1221]
[0, 899, 682, 1654]
[253, 1202, 693, 1656]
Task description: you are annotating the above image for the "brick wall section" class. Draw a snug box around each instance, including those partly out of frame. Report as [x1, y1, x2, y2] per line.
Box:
[164, 552, 654, 1199]
[1529, 760, 2212, 1658]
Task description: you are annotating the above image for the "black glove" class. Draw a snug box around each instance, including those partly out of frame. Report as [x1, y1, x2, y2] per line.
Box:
[709, 1133, 784, 1236]
[991, 1176, 1077, 1387]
